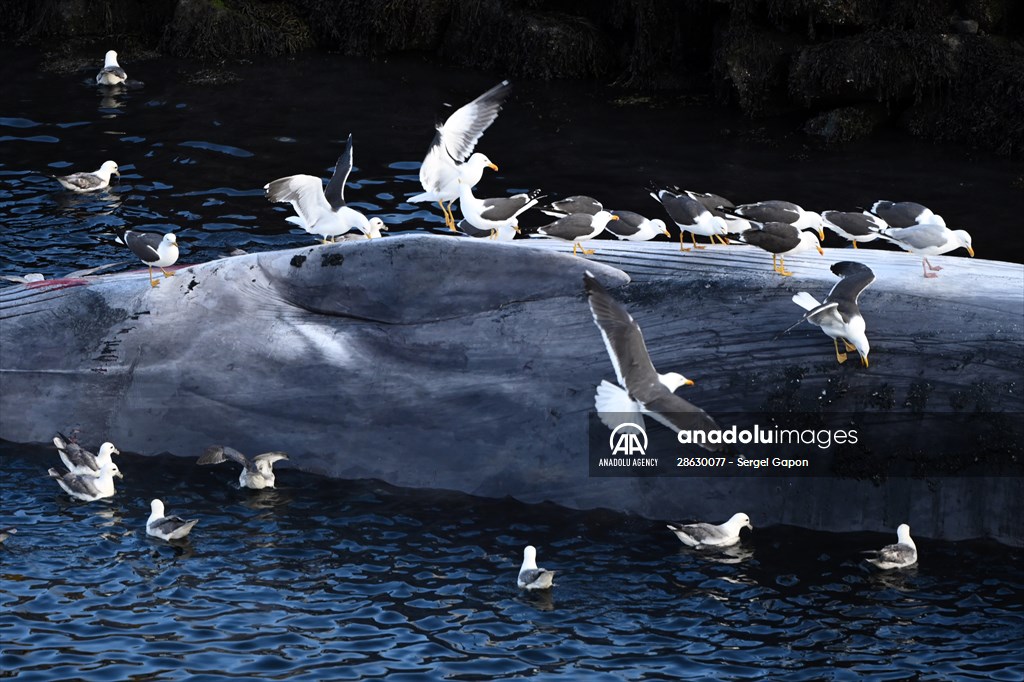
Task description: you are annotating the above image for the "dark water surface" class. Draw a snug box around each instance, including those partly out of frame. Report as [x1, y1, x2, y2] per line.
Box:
[2, 49, 1024, 679]
[1, 47, 1022, 280]
[1, 443, 1022, 680]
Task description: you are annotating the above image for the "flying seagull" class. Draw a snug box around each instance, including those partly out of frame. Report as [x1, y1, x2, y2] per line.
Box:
[667, 513, 753, 549]
[54, 160, 119, 193]
[197, 445, 289, 490]
[146, 499, 199, 541]
[114, 229, 179, 288]
[876, 224, 974, 278]
[864, 523, 917, 570]
[584, 273, 721, 447]
[518, 545, 556, 590]
[410, 81, 511, 230]
[783, 261, 875, 367]
[265, 134, 385, 243]
[96, 50, 127, 85]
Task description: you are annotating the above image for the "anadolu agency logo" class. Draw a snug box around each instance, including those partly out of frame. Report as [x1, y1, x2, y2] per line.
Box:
[609, 422, 648, 456]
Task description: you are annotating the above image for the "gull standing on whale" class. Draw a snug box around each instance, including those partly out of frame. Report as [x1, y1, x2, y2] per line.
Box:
[518, 545, 556, 590]
[667, 513, 753, 549]
[197, 445, 289, 489]
[648, 187, 728, 250]
[536, 211, 618, 256]
[54, 160, 119, 193]
[265, 134, 385, 243]
[115, 229, 179, 288]
[876, 224, 974, 278]
[458, 182, 542, 240]
[864, 523, 917, 569]
[410, 81, 511, 230]
[784, 261, 875, 367]
[96, 50, 127, 85]
[741, 222, 824, 277]
[584, 273, 721, 446]
[146, 499, 199, 541]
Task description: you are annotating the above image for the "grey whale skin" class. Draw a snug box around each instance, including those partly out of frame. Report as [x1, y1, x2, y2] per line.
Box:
[2, 235, 1022, 545]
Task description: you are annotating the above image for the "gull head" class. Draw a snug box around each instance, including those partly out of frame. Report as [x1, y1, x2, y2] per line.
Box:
[100, 160, 120, 177]
[150, 498, 165, 519]
[953, 229, 974, 257]
[521, 545, 539, 570]
[650, 219, 670, 238]
[98, 442, 119, 459]
[659, 372, 694, 392]
[729, 513, 753, 532]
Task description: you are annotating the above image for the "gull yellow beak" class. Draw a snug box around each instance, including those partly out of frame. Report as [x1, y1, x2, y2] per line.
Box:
[487, 163, 499, 171]
[513, 223, 521, 234]
[817, 227, 825, 240]
[662, 229, 671, 238]
[610, 214, 620, 221]
[683, 378, 695, 386]
[967, 246, 975, 257]
[816, 245, 825, 255]
[862, 356, 870, 368]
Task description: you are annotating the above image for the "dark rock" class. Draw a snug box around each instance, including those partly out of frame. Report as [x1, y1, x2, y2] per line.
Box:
[717, 23, 803, 114]
[160, 0, 314, 59]
[963, 0, 1019, 34]
[951, 18, 979, 35]
[803, 104, 886, 145]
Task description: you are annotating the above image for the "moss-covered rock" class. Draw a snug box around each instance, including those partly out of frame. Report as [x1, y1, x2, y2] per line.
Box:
[160, 0, 313, 59]
[803, 104, 887, 145]
[717, 23, 802, 114]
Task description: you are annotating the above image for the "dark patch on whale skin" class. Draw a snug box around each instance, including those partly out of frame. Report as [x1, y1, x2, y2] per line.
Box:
[320, 252, 345, 268]
[290, 255, 306, 268]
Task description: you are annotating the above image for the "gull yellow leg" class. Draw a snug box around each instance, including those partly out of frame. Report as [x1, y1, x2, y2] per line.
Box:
[160, 267, 175, 279]
[572, 242, 579, 256]
[679, 231, 691, 252]
[692, 233, 706, 250]
[148, 266, 159, 288]
[582, 246, 596, 256]
[834, 338, 848, 364]
[843, 339, 857, 353]
[445, 200, 458, 231]
[776, 256, 794, 277]
[852, 241, 859, 249]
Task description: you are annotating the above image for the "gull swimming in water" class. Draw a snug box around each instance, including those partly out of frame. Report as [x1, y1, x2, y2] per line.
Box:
[54, 160, 119, 193]
[48, 462, 118, 502]
[197, 445, 289, 489]
[864, 523, 917, 570]
[265, 133, 385, 243]
[96, 50, 128, 85]
[667, 513, 753, 549]
[410, 81, 511, 230]
[146, 499, 199, 541]
[53, 433, 122, 478]
[518, 545, 556, 590]
[115, 229, 179, 288]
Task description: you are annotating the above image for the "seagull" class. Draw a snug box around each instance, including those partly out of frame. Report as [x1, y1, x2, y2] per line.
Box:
[518, 545, 555, 590]
[265, 134, 385, 243]
[648, 187, 728, 251]
[821, 210, 887, 248]
[536, 211, 618, 256]
[48, 462, 117, 502]
[606, 211, 670, 241]
[679, 189, 751, 236]
[869, 200, 945, 228]
[540, 195, 603, 218]
[876, 224, 974, 278]
[96, 50, 127, 85]
[458, 182, 542, 240]
[784, 261, 875, 367]
[733, 200, 824, 239]
[0, 528, 15, 544]
[741, 222, 824, 276]
[54, 160, 119, 193]
[197, 445, 289, 489]
[114, 229, 179, 288]
[667, 513, 753, 549]
[53, 433, 123, 479]
[146, 499, 199, 541]
[410, 81, 511, 230]
[584, 273, 721, 446]
[864, 523, 918, 570]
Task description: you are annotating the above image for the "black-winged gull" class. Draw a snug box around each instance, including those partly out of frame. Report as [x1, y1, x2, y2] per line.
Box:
[146, 499, 199, 541]
[869, 200, 945, 228]
[876, 224, 974, 278]
[410, 81, 510, 230]
[48, 463, 118, 502]
[536, 211, 618, 256]
[96, 50, 128, 85]
[649, 187, 728, 250]
[667, 513, 753, 549]
[54, 160, 119, 193]
[584, 273, 721, 446]
[518, 545, 556, 590]
[741, 222, 824, 276]
[821, 210, 887, 248]
[458, 182, 542, 240]
[864, 523, 917, 569]
[784, 261, 875, 367]
[265, 133, 385, 243]
[733, 200, 824, 239]
[680, 189, 750, 235]
[115, 228, 179, 288]
[607, 210, 670, 241]
[540, 195, 603, 218]
[198, 445, 289, 490]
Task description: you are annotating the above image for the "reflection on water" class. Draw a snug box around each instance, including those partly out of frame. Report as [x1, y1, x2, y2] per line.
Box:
[1, 443, 1021, 679]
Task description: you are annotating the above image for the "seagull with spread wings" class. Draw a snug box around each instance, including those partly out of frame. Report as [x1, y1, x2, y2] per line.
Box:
[784, 261, 875, 367]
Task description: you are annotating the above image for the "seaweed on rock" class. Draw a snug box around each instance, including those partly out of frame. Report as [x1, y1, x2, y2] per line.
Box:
[160, 0, 313, 59]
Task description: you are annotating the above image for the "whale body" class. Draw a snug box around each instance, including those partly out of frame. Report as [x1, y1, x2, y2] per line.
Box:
[2, 235, 1022, 544]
